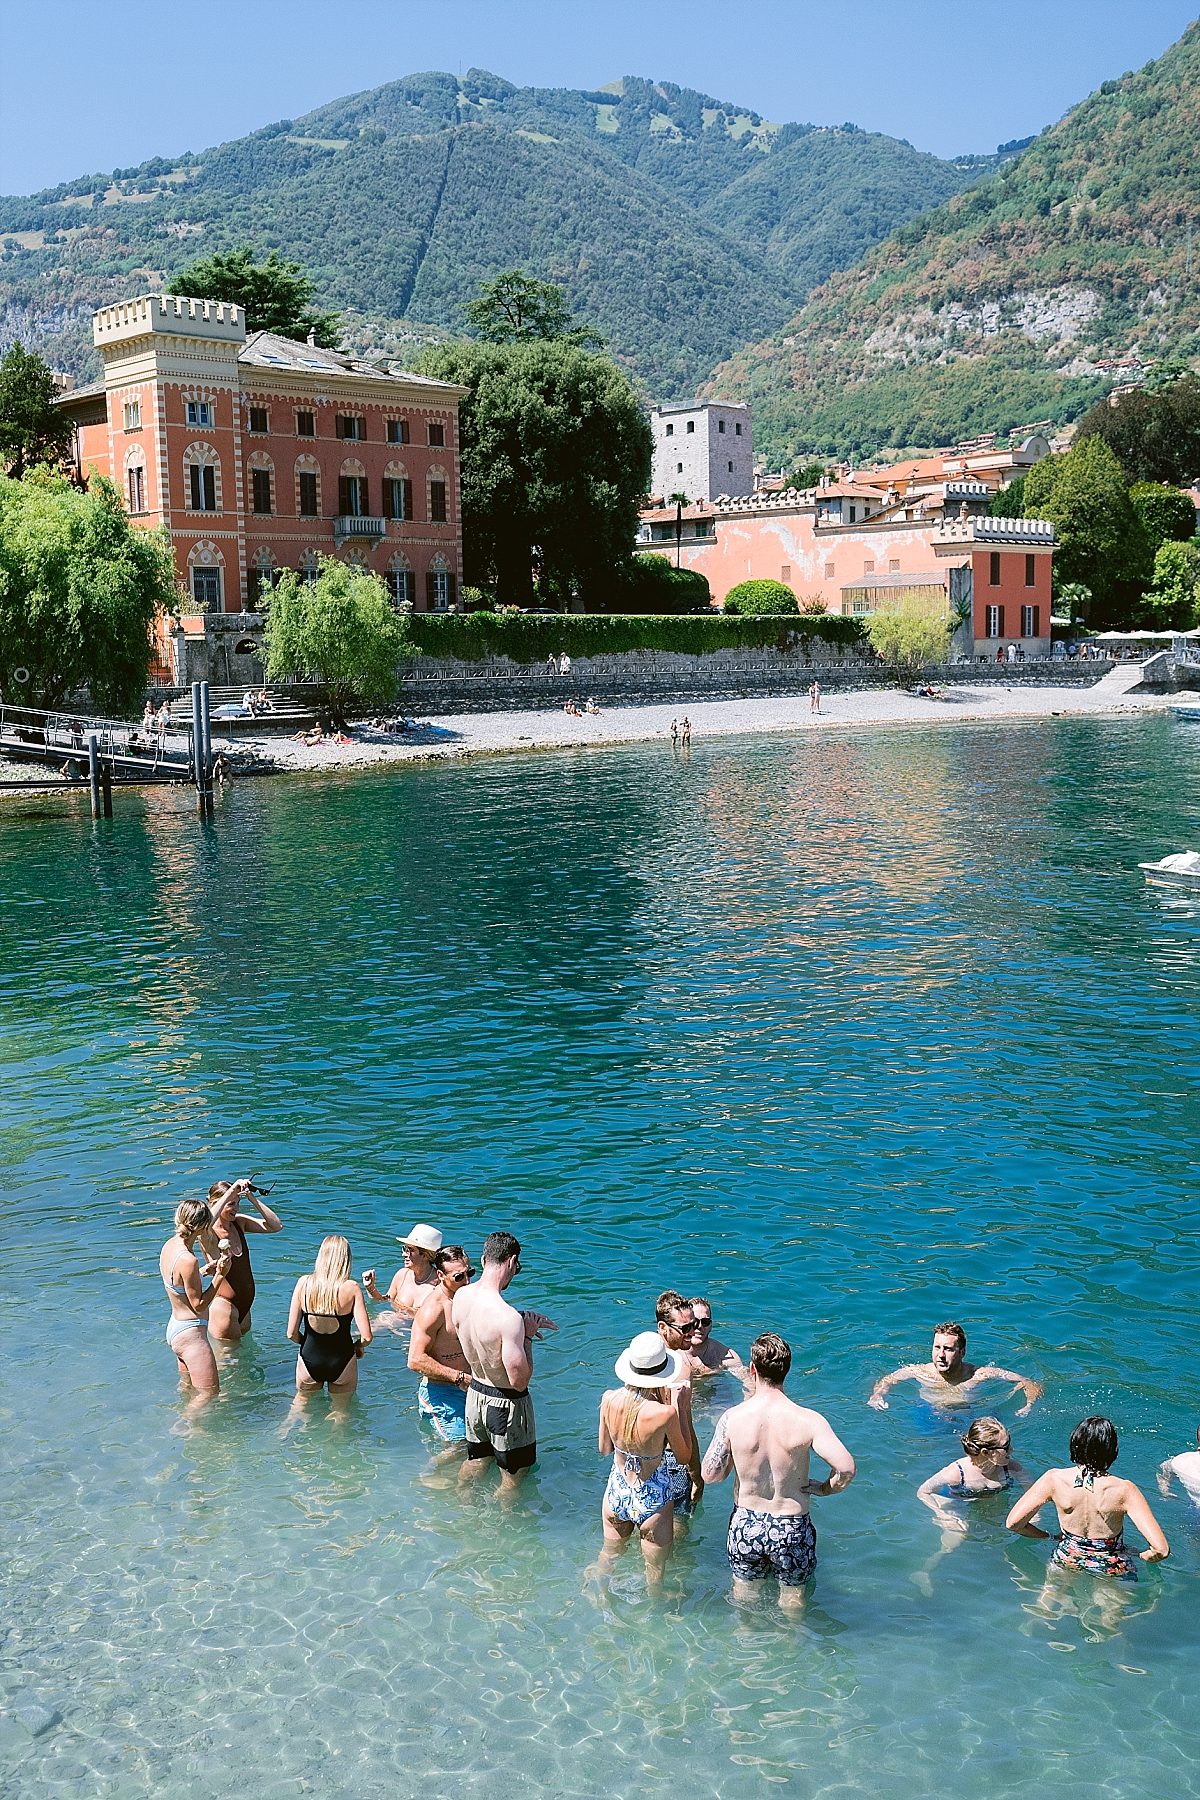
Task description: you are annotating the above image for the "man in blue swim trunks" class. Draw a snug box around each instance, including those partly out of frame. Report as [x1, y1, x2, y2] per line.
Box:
[702, 1332, 856, 1612]
[408, 1246, 474, 1444]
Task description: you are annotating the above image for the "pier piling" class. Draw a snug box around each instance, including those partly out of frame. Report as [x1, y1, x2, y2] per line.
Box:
[100, 760, 113, 818]
[87, 733, 101, 819]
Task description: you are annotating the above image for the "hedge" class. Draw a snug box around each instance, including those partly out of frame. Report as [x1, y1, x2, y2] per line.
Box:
[403, 612, 865, 663]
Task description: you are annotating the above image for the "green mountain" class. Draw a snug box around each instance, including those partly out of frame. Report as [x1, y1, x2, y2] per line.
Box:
[0, 69, 985, 397]
[706, 24, 1200, 461]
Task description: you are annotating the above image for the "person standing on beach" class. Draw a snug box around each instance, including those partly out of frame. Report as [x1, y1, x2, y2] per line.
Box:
[680, 717, 692, 748]
[702, 1332, 856, 1611]
[408, 1245, 475, 1446]
[452, 1231, 558, 1491]
[364, 1223, 441, 1324]
[670, 718, 679, 747]
[868, 1322, 1042, 1416]
[809, 680, 821, 714]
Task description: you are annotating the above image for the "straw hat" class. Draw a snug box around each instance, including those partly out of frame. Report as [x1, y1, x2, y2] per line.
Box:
[614, 1331, 687, 1389]
[397, 1223, 442, 1254]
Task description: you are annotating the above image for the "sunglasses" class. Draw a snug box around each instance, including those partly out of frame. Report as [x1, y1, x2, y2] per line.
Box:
[444, 1266, 474, 1282]
[691, 1318, 712, 1331]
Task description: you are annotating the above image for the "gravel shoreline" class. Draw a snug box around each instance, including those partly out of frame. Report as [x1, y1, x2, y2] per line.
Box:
[0, 679, 1168, 794]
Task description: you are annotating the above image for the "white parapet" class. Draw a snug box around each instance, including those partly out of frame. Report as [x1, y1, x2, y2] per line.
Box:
[93, 293, 246, 350]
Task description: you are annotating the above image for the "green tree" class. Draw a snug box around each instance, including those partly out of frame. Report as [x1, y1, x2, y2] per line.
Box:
[607, 554, 710, 614]
[464, 270, 600, 347]
[0, 344, 76, 479]
[722, 579, 798, 616]
[865, 601, 952, 675]
[1021, 436, 1148, 620]
[988, 474, 1026, 518]
[1075, 376, 1200, 486]
[414, 337, 652, 607]
[1140, 539, 1200, 630]
[0, 471, 175, 711]
[170, 247, 340, 346]
[263, 559, 410, 725]
[1128, 482, 1198, 559]
[790, 460, 828, 490]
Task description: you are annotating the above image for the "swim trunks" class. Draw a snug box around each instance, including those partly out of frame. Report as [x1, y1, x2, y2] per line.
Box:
[465, 1378, 537, 1472]
[1051, 1530, 1137, 1581]
[662, 1446, 696, 1517]
[727, 1507, 817, 1586]
[604, 1454, 675, 1526]
[418, 1376, 467, 1443]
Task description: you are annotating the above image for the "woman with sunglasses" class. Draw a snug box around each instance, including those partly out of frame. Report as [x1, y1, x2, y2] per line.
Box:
[917, 1417, 1030, 1535]
[407, 1245, 475, 1444]
[204, 1177, 283, 1343]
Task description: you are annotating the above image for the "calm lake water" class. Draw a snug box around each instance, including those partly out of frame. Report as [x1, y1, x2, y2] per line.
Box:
[2, 714, 1199, 1797]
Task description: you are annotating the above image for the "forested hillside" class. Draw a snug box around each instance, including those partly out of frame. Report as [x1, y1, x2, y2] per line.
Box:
[0, 67, 985, 396]
[706, 23, 1200, 460]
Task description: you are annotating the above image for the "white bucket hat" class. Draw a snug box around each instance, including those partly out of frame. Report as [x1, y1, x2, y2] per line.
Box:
[614, 1331, 687, 1389]
[398, 1223, 442, 1254]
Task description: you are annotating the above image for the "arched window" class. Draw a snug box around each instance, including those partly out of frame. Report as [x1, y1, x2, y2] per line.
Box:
[123, 443, 147, 515]
[338, 457, 368, 519]
[386, 551, 414, 608]
[246, 546, 275, 609]
[428, 463, 449, 525]
[300, 549, 321, 586]
[383, 459, 412, 523]
[182, 442, 221, 512]
[188, 540, 225, 611]
[295, 453, 320, 519]
[246, 449, 274, 517]
[425, 551, 455, 613]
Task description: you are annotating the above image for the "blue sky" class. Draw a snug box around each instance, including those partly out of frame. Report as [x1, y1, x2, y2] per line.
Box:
[2, 0, 1195, 193]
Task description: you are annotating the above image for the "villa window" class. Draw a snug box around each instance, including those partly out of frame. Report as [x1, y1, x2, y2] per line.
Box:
[384, 477, 413, 521]
[126, 464, 145, 514]
[337, 414, 365, 441]
[686, 420, 695, 434]
[296, 410, 315, 437]
[388, 419, 409, 445]
[718, 419, 726, 433]
[735, 422, 743, 436]
[427, 421, 445, 447]
[990, 551, 1002, 585]
[123, 400, 141, 430]
[388, 568, 415, 606]
[1021, 604, 1040, 638]
[665, 423, 674, 437]
[298, 471, 318, 517]
[986, 604, 1004, 638]
[676, 461, 683, 474]
[339, 474, 368, 516]
[192, 566, 221, 609]
[251, 468, 272, 514]
[186, 400, 212, 428]
[426, 569, 455, 610]
[189, 464, 217, 511]
[249, 406, 269, 433]
[1025, 553, 1036, 587]
[430, 479, 448, 523]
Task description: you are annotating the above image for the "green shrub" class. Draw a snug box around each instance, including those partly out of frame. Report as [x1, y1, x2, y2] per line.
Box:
[722, 579, 799, 616]
[404, 611, 863, 664]
[604, 555, 711, 614]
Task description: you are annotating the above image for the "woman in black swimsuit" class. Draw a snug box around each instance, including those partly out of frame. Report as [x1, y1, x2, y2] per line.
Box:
[205, 1177, 283, 1342]
[286, 1235, 372, 1397]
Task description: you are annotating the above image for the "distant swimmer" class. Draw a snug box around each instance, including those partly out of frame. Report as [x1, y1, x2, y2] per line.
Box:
[868, 1321, 1043, 1416]
[204, 1176, 283, 1343]
[364, 1222, 441, 1322]
[701, 1332, 856, 1612]
[408, 1245, 475, 1446]
[159, 1200, 232, 1405]
[1006, 1416, 1168, 1580]
[452, 1231, 558, 1492]
[916, 1417, 1031, 1535]
[1157, 1424, 1200, 1502]
[287, 1235, 372, 1398]
[687, 1296, 747, 1383]
[596, 1332, 693, 1586]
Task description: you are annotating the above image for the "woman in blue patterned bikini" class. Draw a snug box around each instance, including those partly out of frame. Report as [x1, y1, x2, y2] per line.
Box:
[596, 1332, 692, 1586]
[1005, 1416, 1170, 1579]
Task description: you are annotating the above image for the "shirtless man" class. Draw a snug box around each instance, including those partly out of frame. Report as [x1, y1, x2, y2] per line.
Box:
[452, 1231, 557, 1492]
[701, 1332, 856, 1611]
[656, 1292, 704, 1516]
[408, 1246, 474, 1446]
[364, 1223, 441, 1323]
[868, 1321, 1042, 1417]
[1158, 1424, 1200, 1502]
[688, 1296, 747, 1383]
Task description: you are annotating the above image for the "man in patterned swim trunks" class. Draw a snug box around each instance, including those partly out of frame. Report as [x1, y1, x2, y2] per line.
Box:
[701, 1332, 857, 1611]
[408, 1246, 474, 1446]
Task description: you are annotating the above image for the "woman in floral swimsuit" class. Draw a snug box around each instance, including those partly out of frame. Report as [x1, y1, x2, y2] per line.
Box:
[1005, 1415, 1170, 1580]
[596, 1332, 692, 1586]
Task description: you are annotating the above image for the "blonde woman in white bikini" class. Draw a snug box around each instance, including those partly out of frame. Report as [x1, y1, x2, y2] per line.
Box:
[159, 1200, 232, 1403]
[595, 1331, 692, 1587]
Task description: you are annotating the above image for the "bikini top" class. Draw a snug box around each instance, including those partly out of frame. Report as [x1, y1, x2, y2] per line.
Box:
[946, 1459, 1014, 1497]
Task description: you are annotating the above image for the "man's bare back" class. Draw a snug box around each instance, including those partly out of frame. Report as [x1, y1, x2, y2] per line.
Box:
[704, 1390, 852, 1514]
[453, 1284, 528, 1390]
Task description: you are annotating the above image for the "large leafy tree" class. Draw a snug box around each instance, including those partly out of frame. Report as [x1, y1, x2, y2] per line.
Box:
[0, 344, 76, 479]
[1128, 482, 1198, 560]
[1140, 540, 1200, 630]
[865, 601, 952, 676]
[263, 558, 409, 726]
[170, 247, 340, 346]
[464, 270, 600, 347]
[1023, 437, 1149, 621]
[414, 338, 652, 607]
[0, 472, 175, 712]
[1075, 375, 1200, 487]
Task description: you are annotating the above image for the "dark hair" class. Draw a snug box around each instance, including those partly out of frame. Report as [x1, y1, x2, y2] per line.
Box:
[481, 1230, 520, 1267]
[656, 1289, 688, 1325]
[434, 1244, 467, 1271]
[750, 1333, 791, 1385]
[1068, 1415, 1118, 1476]
[933, 1321, 967, 1352]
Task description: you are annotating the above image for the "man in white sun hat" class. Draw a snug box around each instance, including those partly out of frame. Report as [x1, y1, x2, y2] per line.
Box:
[364, 1222, 442, 1323]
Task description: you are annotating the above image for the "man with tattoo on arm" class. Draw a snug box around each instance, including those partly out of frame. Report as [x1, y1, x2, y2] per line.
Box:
[702, 1332, 856, 1612]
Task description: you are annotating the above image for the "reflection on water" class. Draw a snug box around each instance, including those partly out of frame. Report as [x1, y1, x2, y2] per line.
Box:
[2, 716, 1200, 1795]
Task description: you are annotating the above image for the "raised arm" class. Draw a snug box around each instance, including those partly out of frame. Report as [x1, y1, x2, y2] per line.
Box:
[976, 1365, 1043, 1416]
[240, 1183, 282, 1234]
[362, 1267, 389, 1305]
[701, 1410, 734, 1485]
[917, 1462, 969, 1533]
[1122, 1481, 1170, 1561]
[868, 1364, 919, 1410]
[807, 1411, 856, 1495]
[1005, 1470, 1054, 1538]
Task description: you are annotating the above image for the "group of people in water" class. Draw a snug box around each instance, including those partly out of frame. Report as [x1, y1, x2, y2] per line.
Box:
[159, 1194, 1193, 1607]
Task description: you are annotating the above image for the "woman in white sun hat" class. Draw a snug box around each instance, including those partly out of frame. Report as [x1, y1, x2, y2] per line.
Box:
[596, 1331, 693, 1585]
[363, 1222, 442, 1325]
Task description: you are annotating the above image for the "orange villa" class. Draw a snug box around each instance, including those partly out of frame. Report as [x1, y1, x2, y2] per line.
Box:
[58, 293, 467, 670]
[641, 430, 1058, 658]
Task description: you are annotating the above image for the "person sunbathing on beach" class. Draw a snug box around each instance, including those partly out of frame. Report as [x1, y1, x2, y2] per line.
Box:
[1158, 1424, 1200, 1502]
[869, 1321, 1042, 1416]
[585, 698, 601, 715]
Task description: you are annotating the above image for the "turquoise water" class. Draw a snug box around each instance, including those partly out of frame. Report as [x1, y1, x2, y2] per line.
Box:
[2, 715, 1200, 1797]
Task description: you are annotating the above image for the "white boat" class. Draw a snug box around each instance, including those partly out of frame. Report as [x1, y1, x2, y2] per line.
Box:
[1139, 851, 1200, 888]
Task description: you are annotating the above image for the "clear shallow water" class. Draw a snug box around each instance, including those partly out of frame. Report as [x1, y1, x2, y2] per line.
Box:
[2, 714, 1200, 1797]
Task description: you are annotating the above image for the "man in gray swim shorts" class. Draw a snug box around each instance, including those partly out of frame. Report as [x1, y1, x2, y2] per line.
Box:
[452, 1230, 557, 1493]
[702, 1332, 856, 1611]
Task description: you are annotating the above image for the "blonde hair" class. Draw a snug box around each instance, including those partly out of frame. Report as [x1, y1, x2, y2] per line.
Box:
[616, 1384, 667, 1445]
[175, 1200, 212, 1242]
[961, 1417, 1010, 1457]
[303, 1235, 353, 1316]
